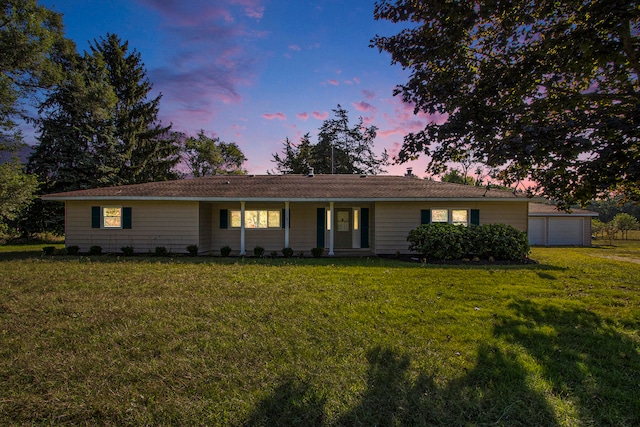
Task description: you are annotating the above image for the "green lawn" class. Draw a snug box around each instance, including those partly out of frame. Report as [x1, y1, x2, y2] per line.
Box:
[0, 243, 638, 426]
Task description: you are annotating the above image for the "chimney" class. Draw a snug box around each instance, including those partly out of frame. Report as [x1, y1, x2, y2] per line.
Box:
[405, 167, 413, 177]
[308, 167, 314, 177]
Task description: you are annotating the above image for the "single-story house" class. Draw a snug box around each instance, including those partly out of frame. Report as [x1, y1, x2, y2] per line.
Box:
[528, 203, 598, 246]
[43, 174, 538, 256]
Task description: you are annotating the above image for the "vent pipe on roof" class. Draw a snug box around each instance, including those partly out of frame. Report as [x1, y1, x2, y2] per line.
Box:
[308, 167, 314, 177]
[405, 167, 413, 177]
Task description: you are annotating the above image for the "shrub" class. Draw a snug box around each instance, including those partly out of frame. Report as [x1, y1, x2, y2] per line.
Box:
[407, 223, 529, 261]
[297, 251, 305, 258]
[220, 246, 232, 257]
[282, 247, 294, 258]
[42, 246, 56, 256]
[311, 247, 324, 258]
[468, 223, 530, 260]
[186, 245, 198, 257]
[89, 245, 102, 256]
[154, 246, 168, 256]
[54, 248, 67, 256]
[270, 251, 278, 258]
[407, 223, 466, 260]
[66, 245, 80, 256]
[253, 246, 265, 258]
[120, 246, 135, 256]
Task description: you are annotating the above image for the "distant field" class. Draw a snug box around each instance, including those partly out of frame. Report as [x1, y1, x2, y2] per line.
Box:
[1, 242, 638, 426]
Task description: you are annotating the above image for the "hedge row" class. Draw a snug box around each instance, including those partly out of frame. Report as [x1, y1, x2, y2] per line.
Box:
[407, 223, 530, 260]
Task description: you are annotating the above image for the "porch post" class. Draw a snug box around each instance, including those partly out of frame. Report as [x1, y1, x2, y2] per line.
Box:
[284, 201, 290, 248]
[240, 201, 246, 255]
[329, 201, 335, 256]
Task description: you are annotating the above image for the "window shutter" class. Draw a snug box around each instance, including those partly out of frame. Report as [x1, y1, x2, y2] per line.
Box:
[360, 208, 369, 248]
[220, 209, 228, 229]
[122, 207, 132, 229]
[471, 209, 480, 225]
[316, 208, 325, 248]
[91, 206, 100, 228]
[420, 209, 431, 225]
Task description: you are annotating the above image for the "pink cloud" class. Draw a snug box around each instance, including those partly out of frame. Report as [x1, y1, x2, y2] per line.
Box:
[344, 77, 360, 85]
[362, 89, 376, 100]
[289, 44, 301, 51]
[327, 79, 339, 86]
[352, 101, 376, 113]
[137, 0, 265, 128]
[312, 111, 329, 120]
[263, 112, 287, 120]
[297, 112, 309, 121]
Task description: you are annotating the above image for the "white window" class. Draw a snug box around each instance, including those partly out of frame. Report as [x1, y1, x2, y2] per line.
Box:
[452, 209, 468, 226]
[432, 209, 449, 223]
[230, 210, 281, 229]
[103, 207, 122, 228]
[431, 209, 470, 226]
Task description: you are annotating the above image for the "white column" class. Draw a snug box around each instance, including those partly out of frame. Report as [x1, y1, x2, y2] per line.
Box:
[240, 201, 246, 255]
[329, 201, 335, 256]
[284, 201, 290, 249]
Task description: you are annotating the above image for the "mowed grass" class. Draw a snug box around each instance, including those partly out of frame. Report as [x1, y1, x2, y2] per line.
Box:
[0, 243, 638, 426]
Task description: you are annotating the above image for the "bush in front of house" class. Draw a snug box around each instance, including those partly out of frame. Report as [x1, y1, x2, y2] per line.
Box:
[468, 223, 530, 260]
[282, 247, 294, 258]
[220, 246, 232, 257]
[186, 245, 198, 257]
[154, 246, 169, 256]
[311, 247, 324, 258]
[120, 246, 135, 256]
[407, 223, 466, 260]
[89, 245, 102, 256]
[407, 223, 530, 261]
[253, 246, 265, 258]
[66, 245, 80, 255]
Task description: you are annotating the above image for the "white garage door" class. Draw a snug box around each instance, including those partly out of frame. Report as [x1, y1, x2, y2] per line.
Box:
[528, 218, 546, 245]
[548, 218, 584, 245]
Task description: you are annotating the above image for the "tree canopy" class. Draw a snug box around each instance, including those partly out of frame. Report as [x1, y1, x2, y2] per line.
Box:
[1, 0, 69, 141]
[272, 105, 388, 175]
[180, 130, 247, 177]
[372, 0, 640, 208]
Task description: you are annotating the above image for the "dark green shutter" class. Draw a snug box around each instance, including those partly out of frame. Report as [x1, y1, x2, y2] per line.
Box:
[122, 207, 132, 229]
[360, 208, 369, 248]
[91, 206, 100, 228]
[420, 209, 431, 225]
[316, 208, 325, 248]
[470, 209, 480, 225]
[220, 209, 228, 229]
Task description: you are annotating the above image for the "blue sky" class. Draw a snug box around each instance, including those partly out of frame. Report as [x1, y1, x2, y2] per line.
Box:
[40, 0, 438, 175]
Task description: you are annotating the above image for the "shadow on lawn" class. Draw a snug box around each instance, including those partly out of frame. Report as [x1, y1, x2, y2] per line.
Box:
[244, 301, 639, 426]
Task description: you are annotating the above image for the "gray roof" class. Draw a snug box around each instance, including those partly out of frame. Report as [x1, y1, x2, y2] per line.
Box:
[529, 203, 599, 217]
[43, 174, 535, 202]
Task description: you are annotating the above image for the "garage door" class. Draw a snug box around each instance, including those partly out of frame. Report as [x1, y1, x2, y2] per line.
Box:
[548, 218, 584, 245]
[528, 218, 546, 245]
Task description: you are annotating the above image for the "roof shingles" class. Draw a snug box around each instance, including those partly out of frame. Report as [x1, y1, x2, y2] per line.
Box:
[43, 175, 532, 201]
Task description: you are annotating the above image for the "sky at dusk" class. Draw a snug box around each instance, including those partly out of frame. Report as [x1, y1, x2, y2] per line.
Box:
[39, 0, 440, 176]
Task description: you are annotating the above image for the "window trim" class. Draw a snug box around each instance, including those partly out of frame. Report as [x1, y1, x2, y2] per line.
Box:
[102, 206, 123, 229]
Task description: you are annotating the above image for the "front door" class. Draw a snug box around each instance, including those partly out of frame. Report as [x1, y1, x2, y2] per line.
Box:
[335, 209, 351, 249]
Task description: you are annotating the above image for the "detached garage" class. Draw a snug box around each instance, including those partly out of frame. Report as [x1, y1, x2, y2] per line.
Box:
[528, 203, 598, 246]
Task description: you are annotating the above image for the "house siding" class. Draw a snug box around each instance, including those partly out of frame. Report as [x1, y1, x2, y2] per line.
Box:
[374, 201, 529, 255]
[65, 200, 199, 253]
[198, 202, 213, 253]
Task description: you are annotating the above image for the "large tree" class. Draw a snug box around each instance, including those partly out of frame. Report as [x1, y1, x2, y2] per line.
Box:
[89, 34, 179, 184]
[181, 130, 247, 177]
[272, 105, 388, 175]
[1, 0, 69, 141]
[372, 0, 640, 208]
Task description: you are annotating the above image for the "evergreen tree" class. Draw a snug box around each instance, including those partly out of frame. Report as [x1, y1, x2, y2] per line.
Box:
[272, 106, 388, 175]
[90, 34, 179, 184]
